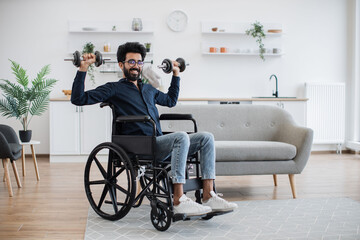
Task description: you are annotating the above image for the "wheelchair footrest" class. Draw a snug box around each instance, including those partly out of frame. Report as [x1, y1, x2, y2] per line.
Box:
[172, 213, 207, 222]
[173, 210, 233, 222]
[206, 209, 234, 217]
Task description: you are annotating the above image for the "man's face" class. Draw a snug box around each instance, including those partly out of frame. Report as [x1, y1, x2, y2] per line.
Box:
[119, 52, 143, 81]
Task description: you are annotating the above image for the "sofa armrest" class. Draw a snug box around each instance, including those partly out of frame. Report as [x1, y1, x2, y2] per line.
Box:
[276, 123, 314, 173]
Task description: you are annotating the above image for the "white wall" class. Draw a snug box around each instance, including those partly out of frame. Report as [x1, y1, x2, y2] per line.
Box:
[0, 0, 351, 153]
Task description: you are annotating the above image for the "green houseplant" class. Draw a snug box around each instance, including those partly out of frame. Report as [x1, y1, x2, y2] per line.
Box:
[0, 60, 57, 142]
[82, 42, 96, 86]
[246, 21, 266, 61]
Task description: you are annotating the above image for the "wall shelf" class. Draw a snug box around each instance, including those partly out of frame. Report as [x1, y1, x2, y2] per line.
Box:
[202, 52, 284, 56]
[67, 20, 154, 75]
[201, 21, 284, 57]
[68, 20, 154, 33]
[202, 31, 283, 36]
[69, 30, 154, 34]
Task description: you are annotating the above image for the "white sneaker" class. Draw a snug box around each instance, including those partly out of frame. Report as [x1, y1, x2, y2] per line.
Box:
[202, 191, 238, 212]
[173, 194, 212, 216]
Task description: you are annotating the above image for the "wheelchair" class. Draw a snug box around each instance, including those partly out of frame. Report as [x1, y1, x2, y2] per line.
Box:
[84, 102, 232, 231]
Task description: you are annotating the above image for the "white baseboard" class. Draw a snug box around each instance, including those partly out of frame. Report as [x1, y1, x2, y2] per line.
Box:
[50, 154, 108, 163]
[311, 143, 344, 152]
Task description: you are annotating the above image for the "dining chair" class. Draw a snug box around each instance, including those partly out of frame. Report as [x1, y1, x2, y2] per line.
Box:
[0, 124, 22, 197]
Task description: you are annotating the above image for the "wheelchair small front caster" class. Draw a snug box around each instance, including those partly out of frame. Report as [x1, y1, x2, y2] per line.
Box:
[150, 200, 172, 231]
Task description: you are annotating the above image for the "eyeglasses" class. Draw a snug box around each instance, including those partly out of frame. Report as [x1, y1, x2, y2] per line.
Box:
[123, 59, 144, 67]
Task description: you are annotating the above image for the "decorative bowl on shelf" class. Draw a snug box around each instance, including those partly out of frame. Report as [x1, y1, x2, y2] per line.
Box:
[82, 27, 97, 31]
[62, 90, 72, 99]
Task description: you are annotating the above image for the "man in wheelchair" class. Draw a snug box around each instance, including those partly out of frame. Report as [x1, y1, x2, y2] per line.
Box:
[71, 42, 237, 219]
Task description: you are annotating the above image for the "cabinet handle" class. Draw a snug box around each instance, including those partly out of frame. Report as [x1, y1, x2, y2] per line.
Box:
[76, 106, 78, 112]
[81, 106, 83, 112]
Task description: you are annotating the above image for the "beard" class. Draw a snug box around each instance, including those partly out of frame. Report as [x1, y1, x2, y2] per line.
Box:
[123, 67, 141, 81]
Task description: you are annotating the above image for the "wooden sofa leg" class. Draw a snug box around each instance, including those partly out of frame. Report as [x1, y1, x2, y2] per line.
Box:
[288, 174, 297, 199]
[273, 174, 278, 186]
[11, 161, 22, 188]
[3, 159, 13, 197]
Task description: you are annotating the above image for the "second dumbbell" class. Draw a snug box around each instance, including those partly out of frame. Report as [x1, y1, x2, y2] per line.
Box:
[64, 51, 111, 67]
[157, 58, 189, 74]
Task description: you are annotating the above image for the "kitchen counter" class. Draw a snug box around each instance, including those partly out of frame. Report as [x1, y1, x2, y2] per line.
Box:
[50, 97, 308, 102]
[178, 98, 308, 102]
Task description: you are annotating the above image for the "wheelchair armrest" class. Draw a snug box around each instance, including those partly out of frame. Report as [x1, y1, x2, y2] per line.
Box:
[159, 113, 193, 120]
[116, 115, 152, 123]
[100, 102, 110, 108]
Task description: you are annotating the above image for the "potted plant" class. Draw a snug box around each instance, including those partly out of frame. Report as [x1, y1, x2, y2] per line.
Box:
[82, 42, 96, 85]
[144, 43, 151, 52]
[0, 60, 57, 142]
[246, 21, 266, 61]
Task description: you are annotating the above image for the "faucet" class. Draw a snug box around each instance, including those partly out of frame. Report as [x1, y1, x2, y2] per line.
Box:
[269, 74, 278, 98]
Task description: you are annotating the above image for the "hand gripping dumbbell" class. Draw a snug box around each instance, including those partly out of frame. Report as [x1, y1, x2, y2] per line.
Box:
[64, 51, 111, 67]
[157, 58, 189, 74]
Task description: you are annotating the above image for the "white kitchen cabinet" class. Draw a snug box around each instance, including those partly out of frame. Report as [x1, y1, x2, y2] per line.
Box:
[50, 101, 111, 159]
[252, 100, 307, 126]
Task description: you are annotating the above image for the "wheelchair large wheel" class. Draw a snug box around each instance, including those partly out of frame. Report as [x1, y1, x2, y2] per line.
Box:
[84, 142, 136, 221]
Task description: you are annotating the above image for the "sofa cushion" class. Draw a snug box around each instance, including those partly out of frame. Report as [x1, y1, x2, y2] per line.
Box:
[215, 141, 297, 161]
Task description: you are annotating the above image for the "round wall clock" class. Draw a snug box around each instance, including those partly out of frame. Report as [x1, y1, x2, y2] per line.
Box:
[166, 10, 188, 32]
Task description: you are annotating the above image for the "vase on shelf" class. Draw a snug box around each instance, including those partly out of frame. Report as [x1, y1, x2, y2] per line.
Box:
[132, 18, 143, 31]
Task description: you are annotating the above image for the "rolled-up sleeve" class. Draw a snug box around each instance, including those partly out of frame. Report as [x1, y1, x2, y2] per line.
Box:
[155, 76, 180, 107]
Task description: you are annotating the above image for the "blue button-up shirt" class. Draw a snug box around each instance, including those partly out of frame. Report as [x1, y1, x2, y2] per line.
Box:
[71, 71, 180, 136]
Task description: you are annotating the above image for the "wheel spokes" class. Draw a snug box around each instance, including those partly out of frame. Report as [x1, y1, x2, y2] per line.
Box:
[94, 157, 107, 178]
[89, 180, 106, 185]
[108, 166, 125, 182]
[97, 184, 109, 209]
[108, 185, 119, 213]
[114, 183, 130, 195]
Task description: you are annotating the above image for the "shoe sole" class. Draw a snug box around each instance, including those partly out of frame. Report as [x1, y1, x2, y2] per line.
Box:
[174, 209, 212, 216]
[186, 209, 212, 216]
[209, 207, 237, 212]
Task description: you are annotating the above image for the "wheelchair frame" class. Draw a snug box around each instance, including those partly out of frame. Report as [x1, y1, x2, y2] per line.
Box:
[83, 102, 230, 231]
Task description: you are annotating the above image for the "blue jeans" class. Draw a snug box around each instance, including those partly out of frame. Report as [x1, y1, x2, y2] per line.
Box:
[155, 132, 216, 184]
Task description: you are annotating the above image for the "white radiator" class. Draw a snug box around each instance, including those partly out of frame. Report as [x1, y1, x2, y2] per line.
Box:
[305, 82, 345, 145]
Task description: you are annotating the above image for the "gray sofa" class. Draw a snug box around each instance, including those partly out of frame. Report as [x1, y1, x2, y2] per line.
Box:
[158, 104, 313, 198]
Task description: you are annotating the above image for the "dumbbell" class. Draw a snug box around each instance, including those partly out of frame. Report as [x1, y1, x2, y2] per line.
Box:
[64, 51, 111, 67]
[157, 58, 189, 74]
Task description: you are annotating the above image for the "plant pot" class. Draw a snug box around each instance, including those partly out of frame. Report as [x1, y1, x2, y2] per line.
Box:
[19, 130, 32, 142]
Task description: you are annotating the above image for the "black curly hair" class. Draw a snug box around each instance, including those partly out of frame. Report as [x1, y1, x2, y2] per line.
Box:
[116, 42, 146, 63]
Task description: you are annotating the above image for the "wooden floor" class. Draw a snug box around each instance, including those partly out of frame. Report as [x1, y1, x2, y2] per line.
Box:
[0, 153, 359, 239]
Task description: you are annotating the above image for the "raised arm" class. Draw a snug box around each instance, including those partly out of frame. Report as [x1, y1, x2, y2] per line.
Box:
[155, 60, 180, 107]
[71, 71, 114, 106]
